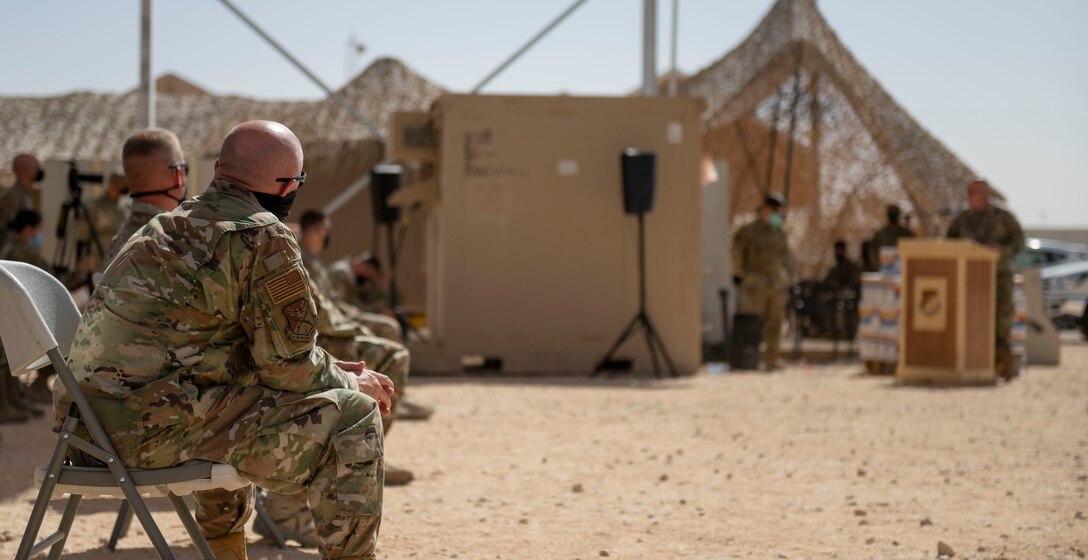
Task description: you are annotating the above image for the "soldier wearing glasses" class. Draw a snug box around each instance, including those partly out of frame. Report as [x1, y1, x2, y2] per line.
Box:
[58, 121, 391, 560]
[102, 128, 191, 263]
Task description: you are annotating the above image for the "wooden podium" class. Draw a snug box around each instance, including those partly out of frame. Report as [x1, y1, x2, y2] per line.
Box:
[896, 239, 999, 384]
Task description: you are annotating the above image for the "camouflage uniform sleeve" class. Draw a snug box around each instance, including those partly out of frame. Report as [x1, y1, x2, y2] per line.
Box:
[731, 224, 748, 277]
[240, 234, 357, 393]
[1001, 210, 1025, 261]
[945, 215, 962, 239]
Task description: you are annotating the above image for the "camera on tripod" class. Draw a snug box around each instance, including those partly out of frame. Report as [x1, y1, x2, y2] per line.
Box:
[53, 161, 105, 276]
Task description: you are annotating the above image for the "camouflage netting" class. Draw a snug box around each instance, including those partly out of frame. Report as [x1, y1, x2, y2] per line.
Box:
[683, 0, 990, 277]
[0, 57, 443, 167]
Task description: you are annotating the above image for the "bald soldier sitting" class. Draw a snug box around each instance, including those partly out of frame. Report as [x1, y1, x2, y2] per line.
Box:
[55, 121, 393, 560]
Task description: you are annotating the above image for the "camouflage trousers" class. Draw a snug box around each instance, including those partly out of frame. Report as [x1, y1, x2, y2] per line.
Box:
[740, 276, 790, 368]
[320, 334, 409, 434]
[341, 307, 402, 342]
[94, 385, 385, 559]
[995, 270, 1014, 372]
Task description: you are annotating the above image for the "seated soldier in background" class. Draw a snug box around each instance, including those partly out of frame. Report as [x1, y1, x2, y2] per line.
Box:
[252, 209, 416, 548]
[864, 204, 914, 272]
[302, 212, 401, 341]
[0, 210, 52, 422]
[823, 240, 861, 294]
[1, 209, 95, 410]
[83, 168, 128, 268]
[103, 128, 188, 264]
[55, 120, 391, 560]
[329, 252, 392, 316]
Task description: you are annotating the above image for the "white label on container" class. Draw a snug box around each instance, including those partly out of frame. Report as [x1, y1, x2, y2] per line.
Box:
[557, 159, 579, 176]
[667, 122, 683, 144]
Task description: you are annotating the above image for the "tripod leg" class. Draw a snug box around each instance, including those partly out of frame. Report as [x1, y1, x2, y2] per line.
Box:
[644, 316, 679, 377]
[593, 313, 642, 376]
[640, 315, 663, 379]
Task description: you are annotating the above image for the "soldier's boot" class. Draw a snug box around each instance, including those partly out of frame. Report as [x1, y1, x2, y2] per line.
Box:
[26, 371, 53, 404]
[0, 377, 31, 423]
[253, 491, 318, 547]
[0, 380, 29, 426]
[385, 463, 414, 486]
[206, 532, 247, 560]
[395, 398, 434, 421]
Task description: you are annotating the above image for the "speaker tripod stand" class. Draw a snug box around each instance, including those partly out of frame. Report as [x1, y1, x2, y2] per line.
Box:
[376, 221, 423, 342]
[594, 213, 677, 379]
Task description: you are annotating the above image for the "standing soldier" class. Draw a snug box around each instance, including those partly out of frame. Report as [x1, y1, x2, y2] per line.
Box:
[865, 204, 914, 272]
[0, 154, 44, 248]
[732, 194, 792, 370]
[946, 179, 1025, 380]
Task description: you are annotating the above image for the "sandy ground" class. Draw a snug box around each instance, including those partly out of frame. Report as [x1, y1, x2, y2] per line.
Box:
[1, 339, 1086, 560]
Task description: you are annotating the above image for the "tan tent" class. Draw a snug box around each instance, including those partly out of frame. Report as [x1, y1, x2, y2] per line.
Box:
[682, 0, 988, 276]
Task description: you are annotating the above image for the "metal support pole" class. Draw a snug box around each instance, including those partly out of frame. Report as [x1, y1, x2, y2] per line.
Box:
[138, 0, 154, 128]
[667, 0, 679, 97]
[472, 0, 591, 93]
[642, 0, 658, 96]
[217, 0, 385, 142]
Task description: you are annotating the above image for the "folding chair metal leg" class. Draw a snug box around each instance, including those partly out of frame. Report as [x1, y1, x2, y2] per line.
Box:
[167, 493, 215, 560]
[46, 494, 82, 560]
[16, 415, 78, 560]
[255, 488, 288, 549]
[107, 500, 133, 552]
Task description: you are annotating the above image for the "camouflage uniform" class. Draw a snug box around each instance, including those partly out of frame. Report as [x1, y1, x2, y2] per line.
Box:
[324, 257, 402, 340]
[84, 192, 126, 260]
[0, 184, 37, 248]
[103, 200, 163, 265]
[946, 205, 1025, 378]
[328, 259, 391, 315]
[865, 224, 914, 272]
[732, 219, 792, 368]
[301, 247, 408, 428]
[54, 180, 384, 559]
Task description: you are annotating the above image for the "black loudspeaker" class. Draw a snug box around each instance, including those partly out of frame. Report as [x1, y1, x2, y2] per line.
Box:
[620, 149, 656, 214]
[371, 164, 402, 224]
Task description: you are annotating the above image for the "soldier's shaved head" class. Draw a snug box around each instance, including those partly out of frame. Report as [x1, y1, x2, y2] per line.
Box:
[215, 120, 303, 194]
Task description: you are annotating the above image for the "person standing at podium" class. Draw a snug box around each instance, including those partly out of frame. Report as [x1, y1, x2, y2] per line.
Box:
[732, 193, 792, 370]
[945, 179, 1025, 380]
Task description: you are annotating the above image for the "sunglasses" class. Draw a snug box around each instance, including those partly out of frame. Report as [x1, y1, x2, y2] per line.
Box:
[274, 170, 307, 189]
[168, 162, 190, 176]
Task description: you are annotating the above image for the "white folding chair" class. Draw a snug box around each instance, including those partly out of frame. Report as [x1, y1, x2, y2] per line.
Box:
[0, 260, 284, 559]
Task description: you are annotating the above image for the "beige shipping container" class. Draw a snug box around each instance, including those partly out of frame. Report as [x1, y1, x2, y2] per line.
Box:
[413, 94, 703, 375]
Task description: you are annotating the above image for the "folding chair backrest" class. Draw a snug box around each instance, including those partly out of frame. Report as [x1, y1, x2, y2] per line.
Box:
[0, 260, 81, 375]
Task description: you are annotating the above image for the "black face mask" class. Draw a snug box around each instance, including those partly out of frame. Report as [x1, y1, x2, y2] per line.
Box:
[131, 183, 187, 204]
[323, 233, 331, 251]
[35, 169, 45, 182]
[252, 189, 298, 220]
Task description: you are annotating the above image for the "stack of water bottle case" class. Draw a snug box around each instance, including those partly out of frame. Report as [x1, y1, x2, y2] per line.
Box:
[858, 247, 1026, 374]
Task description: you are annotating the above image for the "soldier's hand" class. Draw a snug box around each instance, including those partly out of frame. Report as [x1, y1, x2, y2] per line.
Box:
[353, 369, 395, 416]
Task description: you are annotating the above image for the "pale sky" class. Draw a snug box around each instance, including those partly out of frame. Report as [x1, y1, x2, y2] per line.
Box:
[2, 0, 1085, 227]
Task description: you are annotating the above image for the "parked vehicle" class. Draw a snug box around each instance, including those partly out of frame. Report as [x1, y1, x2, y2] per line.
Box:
[1014, 238, 1088, 270]
[1039, 259, 1088, 337]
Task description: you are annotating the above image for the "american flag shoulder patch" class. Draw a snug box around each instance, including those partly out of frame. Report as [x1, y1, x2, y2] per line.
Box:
[264, 265, 307, 305]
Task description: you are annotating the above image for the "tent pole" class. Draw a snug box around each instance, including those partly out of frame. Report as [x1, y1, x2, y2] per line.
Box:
[781, 47, 804, 202]
[764, 85, 783, 192]
[471, 0, 592, 94]
[138, 0, 154, 128]
[642, 0, 658, 96]
[217, 0, 385, 142]
[667, 0, 679, 97]
[733, 120, 767, 195]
